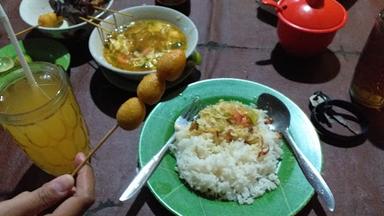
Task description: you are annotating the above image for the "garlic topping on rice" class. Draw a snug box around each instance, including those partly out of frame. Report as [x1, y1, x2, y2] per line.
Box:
[188, 100, 271, 157]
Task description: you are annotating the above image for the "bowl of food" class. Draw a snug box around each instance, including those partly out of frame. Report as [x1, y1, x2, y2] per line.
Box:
[19, 0, 114, 39]
[88, 5, 198, 80]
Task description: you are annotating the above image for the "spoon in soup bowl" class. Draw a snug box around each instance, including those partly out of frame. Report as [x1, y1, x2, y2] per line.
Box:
[256, 93, 335, 212]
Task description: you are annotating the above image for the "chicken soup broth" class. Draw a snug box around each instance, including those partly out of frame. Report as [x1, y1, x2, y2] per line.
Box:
[104, 19, 187, 71]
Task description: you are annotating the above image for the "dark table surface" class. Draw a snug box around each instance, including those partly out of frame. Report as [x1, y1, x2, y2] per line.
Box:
[1, 0, 384, 215]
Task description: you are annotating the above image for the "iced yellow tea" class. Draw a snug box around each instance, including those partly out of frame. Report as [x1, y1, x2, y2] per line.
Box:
[0, 62, 90, 176]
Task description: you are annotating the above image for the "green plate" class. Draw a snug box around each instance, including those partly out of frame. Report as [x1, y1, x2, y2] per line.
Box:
[139, 78, 322, 216]
[0, 38, 71, 72]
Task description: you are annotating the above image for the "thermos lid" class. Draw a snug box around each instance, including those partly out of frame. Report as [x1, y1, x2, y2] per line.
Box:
[277, 0, 348, 31]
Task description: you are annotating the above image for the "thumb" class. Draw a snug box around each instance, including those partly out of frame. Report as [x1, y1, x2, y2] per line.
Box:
[8, 174, 75, 215]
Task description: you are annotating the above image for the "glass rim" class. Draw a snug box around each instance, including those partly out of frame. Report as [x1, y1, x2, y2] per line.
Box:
[0, 62, 68, 124]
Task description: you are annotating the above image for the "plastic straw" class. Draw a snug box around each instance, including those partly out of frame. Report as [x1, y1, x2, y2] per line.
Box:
[0, 4, 37, 87]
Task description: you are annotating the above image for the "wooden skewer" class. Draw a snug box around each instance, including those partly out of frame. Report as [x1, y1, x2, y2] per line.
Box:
[71, 124, 119, 176]
[79, 16, 111, 32]
[15, 25, 37, 36]
[87, 15, 115, 26]
[93, 6, 133, 18]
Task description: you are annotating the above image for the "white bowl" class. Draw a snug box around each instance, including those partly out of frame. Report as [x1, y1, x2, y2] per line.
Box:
[19, 0, 114, 39]
[88, 5, 198, 80]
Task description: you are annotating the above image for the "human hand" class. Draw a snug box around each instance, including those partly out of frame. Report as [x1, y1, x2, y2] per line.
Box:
[0, 152, 95, 216]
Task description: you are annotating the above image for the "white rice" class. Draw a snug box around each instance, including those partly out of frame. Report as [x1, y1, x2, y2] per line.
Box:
[170, 102, 282, 204]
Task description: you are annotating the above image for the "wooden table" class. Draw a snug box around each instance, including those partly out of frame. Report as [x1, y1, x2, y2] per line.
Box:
[1, 0, 384, 215]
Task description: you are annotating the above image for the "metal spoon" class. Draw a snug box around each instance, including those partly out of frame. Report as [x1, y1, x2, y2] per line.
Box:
[257, 93, 335, 212]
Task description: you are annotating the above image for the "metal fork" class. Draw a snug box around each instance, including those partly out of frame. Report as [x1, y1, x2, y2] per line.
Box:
[119, 98, 201, 201]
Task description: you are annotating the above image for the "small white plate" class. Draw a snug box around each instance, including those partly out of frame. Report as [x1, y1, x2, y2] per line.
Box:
[19, 0, 114, 38]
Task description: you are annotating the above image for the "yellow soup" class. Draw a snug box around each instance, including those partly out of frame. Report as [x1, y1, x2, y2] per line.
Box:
[0, 71, 90, 176]
[104, 19, 187, 71]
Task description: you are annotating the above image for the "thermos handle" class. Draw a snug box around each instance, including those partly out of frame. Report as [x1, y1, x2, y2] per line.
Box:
[261, 0, 285, 11]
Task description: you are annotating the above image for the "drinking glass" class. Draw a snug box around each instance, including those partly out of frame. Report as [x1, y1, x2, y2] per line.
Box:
[0, 62, 90, 176]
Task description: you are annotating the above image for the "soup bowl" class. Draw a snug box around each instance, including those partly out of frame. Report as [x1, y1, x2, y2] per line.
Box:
[19, 0, 114, 39]
[88, 5, 198, 80]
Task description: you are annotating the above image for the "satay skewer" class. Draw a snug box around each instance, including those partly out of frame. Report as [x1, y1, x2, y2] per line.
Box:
[71, 96, 148, 176]
[15, 7, 126, 37]
[87, 15, 115, 26]
[15, 25, 37, 36]
[71, 124, 119, 176]
[15, 15, 112, 37]
[93, 6, 133, 18]
[71, 43, 186, 177]
[79, 16, 111, 32]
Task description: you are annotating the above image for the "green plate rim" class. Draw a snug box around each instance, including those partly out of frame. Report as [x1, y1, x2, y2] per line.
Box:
[139, 78, 323, 216]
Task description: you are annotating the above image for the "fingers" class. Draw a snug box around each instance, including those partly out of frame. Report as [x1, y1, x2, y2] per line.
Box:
[75, 152, 95, 200]
[49, 152, 95, 216]
[0, 152, 95, 216]
[0, 175, 74, 216]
